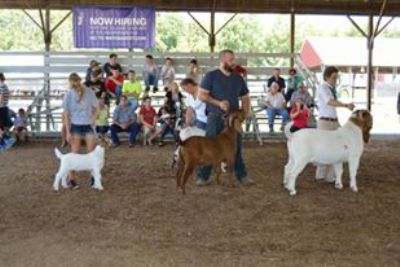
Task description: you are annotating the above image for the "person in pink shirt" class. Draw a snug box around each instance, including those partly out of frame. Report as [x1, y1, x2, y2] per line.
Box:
[289, 97, 309, 133]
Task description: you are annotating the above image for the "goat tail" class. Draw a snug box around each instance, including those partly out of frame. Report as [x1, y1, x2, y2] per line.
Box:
[54, 147, 63, 159]
[284, 122, 294, 140]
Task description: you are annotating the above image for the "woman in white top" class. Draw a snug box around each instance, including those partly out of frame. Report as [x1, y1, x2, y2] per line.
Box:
[160, 57, 176, 90]
[264, 82, 289, 132]
[316, 66, 354, 182]
[180, 78, 207, 130]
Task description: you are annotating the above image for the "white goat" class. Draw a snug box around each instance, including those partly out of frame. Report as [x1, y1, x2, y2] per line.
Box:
[53, 145, 105, 191]
[283, 110, 373, 196]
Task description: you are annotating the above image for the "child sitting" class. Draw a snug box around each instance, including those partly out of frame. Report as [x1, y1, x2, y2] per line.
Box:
[95, 99, 109, 137]
[13, 108, 28, 143]
[139, 96, 157, 146]
[289, 97, 309, 133]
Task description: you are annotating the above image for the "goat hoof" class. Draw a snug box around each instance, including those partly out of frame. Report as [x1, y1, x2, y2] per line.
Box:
[335, 183, 343, 190]
[93, 185, 104, 191]
[351, 186, 358, 193]
[53, 186, 59, 191]
[289, 190, 297, 196]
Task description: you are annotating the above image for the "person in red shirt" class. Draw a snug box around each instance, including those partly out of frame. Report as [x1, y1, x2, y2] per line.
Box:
[139, 96, 158, 145]
[105, 66, 124, 104]
[290, 97, 309, 133]
[233, 64, 247, 79]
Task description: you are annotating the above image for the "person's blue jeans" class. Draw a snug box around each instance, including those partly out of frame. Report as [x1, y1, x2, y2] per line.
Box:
[144, 73, 159, 89]
[115, 86, 122, 105]
[128, 99, 139, 111]
[194, 119, 207, 131]
[197, 113, 247, 182]
[110, 123, 141, 145]
[266, 108, 289, 125]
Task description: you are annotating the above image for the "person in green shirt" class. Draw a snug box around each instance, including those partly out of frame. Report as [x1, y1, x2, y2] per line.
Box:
[285, 68, 303, 102]
[122, 70, 142, 110]
[95, 99, 109, 137]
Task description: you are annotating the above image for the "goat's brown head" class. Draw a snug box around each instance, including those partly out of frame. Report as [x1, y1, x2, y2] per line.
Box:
[224, 109, 247, 133]
[350, 109, 373, 143]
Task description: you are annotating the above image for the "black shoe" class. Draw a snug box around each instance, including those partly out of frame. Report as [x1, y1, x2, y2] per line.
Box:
[153, 87, 159, 93]
[129, 142, 135, 148]
[145, 86, 150, 92]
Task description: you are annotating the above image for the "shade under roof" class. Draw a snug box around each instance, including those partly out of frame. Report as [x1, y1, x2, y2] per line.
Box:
[0, 0, 399, 16]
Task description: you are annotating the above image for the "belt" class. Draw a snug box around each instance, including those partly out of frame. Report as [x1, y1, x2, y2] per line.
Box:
[319, 117, 338, 122]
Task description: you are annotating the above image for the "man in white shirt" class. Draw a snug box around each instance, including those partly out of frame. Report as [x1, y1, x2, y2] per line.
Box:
[264, 82, 289, 132]
[316, 66, 355, 182]
[180, 78, 207, 130]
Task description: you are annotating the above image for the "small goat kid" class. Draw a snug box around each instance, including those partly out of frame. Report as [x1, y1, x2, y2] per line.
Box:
[176, 110, 246, 194]
[283, 109, 373, 196]
[53, 145, 106, 191]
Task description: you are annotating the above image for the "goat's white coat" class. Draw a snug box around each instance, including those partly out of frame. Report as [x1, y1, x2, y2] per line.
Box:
[53, 145, 105, 191]
[179, 126, 206, 142]
[284, 115, 366, 195]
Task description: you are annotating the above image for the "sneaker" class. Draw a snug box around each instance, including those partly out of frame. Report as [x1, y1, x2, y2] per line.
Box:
[129, 142, 135, 148]
[239, 177, 255, 186]
[153, 87, 159, 93]
[196, 179, 211, 186]
[158, 141, 165, 147]
[145, 86, 150, 92]
[68, 179, 79, 190]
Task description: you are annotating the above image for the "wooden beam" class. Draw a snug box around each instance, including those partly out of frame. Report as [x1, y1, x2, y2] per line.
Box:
[375, 16, 396, 37]
[50, 11, 71, 33]
[22, 9, 43, 30]
[347, 15, 368, 38]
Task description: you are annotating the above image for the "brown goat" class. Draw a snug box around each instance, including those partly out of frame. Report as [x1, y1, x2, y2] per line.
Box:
[176, 110, 247, 194]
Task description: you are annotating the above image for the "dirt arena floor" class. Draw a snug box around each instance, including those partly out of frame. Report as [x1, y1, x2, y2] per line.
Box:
[0, 140, 399, 267]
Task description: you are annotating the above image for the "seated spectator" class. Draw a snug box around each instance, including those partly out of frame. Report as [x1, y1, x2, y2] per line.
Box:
[186, 59, 203, 84]
[105, 66, 124, 105]
[13, 108, 28, 143]
[290, 82, 313, 108]
[139, 96, 158, 145]
[85, 60, 101, 83]
[285, 68, 304, 102]
[147, 83, 183, 146]
[110, 95, 141, 147]
[84, 67, 110, 106]
[165, 82, 184, 110]
[263, 82, 289, 133]
[160, 57, 176, 91]
[95, 99, 109, 137]
[180, 78, 207, 130]
[289, 97, 309, 133]
[267, 68, 285, 93]
[103, 53, 123, 77]
[122, 70, 142, 110]
[143, 54, 159, 93]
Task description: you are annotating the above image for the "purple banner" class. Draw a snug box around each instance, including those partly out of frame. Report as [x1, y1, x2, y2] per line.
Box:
[73, 6, 155, 48]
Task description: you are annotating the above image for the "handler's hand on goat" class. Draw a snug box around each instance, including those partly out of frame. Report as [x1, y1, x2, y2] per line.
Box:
[219, 100, 230, 112]
[347, 103, 355, 111]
